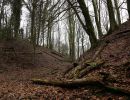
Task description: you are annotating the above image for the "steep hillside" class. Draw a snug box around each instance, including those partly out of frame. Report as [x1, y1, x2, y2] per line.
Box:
[79, 20, 130, 66]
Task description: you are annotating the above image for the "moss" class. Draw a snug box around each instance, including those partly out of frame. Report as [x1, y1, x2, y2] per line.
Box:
[85, 59, 104, 67]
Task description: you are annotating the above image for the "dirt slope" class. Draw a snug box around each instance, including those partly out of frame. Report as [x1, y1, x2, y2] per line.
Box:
[0, 39, 75, 99]
[73, 20, 130, 99]
[80, 20, 130, 64]
[0, 39, 71, 79]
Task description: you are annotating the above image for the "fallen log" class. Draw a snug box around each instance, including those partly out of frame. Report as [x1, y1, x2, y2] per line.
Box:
[77, 61, 104, 78]
[65, 65, 84, 79]
[31, 77, 130, 96]
[31, 77, 102, 87]
[65, 59, 104, 79]
[105, 86, 130, 96]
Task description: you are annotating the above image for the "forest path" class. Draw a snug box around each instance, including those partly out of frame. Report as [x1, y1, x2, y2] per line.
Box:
[0, 39, 77, 99]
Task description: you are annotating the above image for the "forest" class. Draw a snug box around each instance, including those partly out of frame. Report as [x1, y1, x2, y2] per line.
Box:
[0, 0, 130, 99]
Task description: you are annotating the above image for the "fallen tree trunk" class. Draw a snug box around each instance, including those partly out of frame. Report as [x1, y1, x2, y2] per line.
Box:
[105, 86, 130, 96]
[31, 77, 102, 87]
[31, 77, 130, 96]
[77, 61, 104, 78]
[65, 65, 85, 79]
[65, 60, 104, 79]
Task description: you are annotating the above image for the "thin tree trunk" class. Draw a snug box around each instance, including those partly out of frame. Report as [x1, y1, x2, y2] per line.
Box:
[36, 2, 42, 45]
[127, 0, 130, 19]
[57, 22, 61, 53]
[31, 0, 37, 64]
[92, 0, 103, 39]
[81, 32, 84, 54]
[77, 27, 80, 59]
[106, 0, 118, 33]
[114, 0, 121, 25]
[68, 4, 75, 61]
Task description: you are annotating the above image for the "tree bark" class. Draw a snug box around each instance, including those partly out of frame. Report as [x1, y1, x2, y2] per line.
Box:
[92, 0, 103, 39]
[31, 77, 102, 87]
[65, 59, 104, 79]
[31, 78, 130, 96]
[12, 0, 22, 38]
[114, 0, 121, 25]
[127, 0, 130, 19]
[106, 0, 118, 33]
[67, 4, 75, 61]
[77, 0, 98, 48]
[36, 1, 42, 45]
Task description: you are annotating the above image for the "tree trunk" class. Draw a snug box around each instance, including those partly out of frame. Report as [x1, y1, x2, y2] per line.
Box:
[31, 0, 37, 64]
[106, 0, 118, 33]
[77, 0, 98, 48]
[127, 0, 130, 19]
[47, 16, 53, 49]
[31, 77, 102, 87]
[114, 0, 121, 25]
[65, 59, 104, 79]
[68, 4, 75, 61]
[92, 0, 103, 39]
[36, 1, 42, 45]
[31, 78, 130, 96]
[12, 0, 22, 38]
[76, 27, 80, 59]
[31, 1, 35, 44]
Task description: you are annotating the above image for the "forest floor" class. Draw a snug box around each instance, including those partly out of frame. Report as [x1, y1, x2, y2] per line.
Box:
[0, 21, 130, 100]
